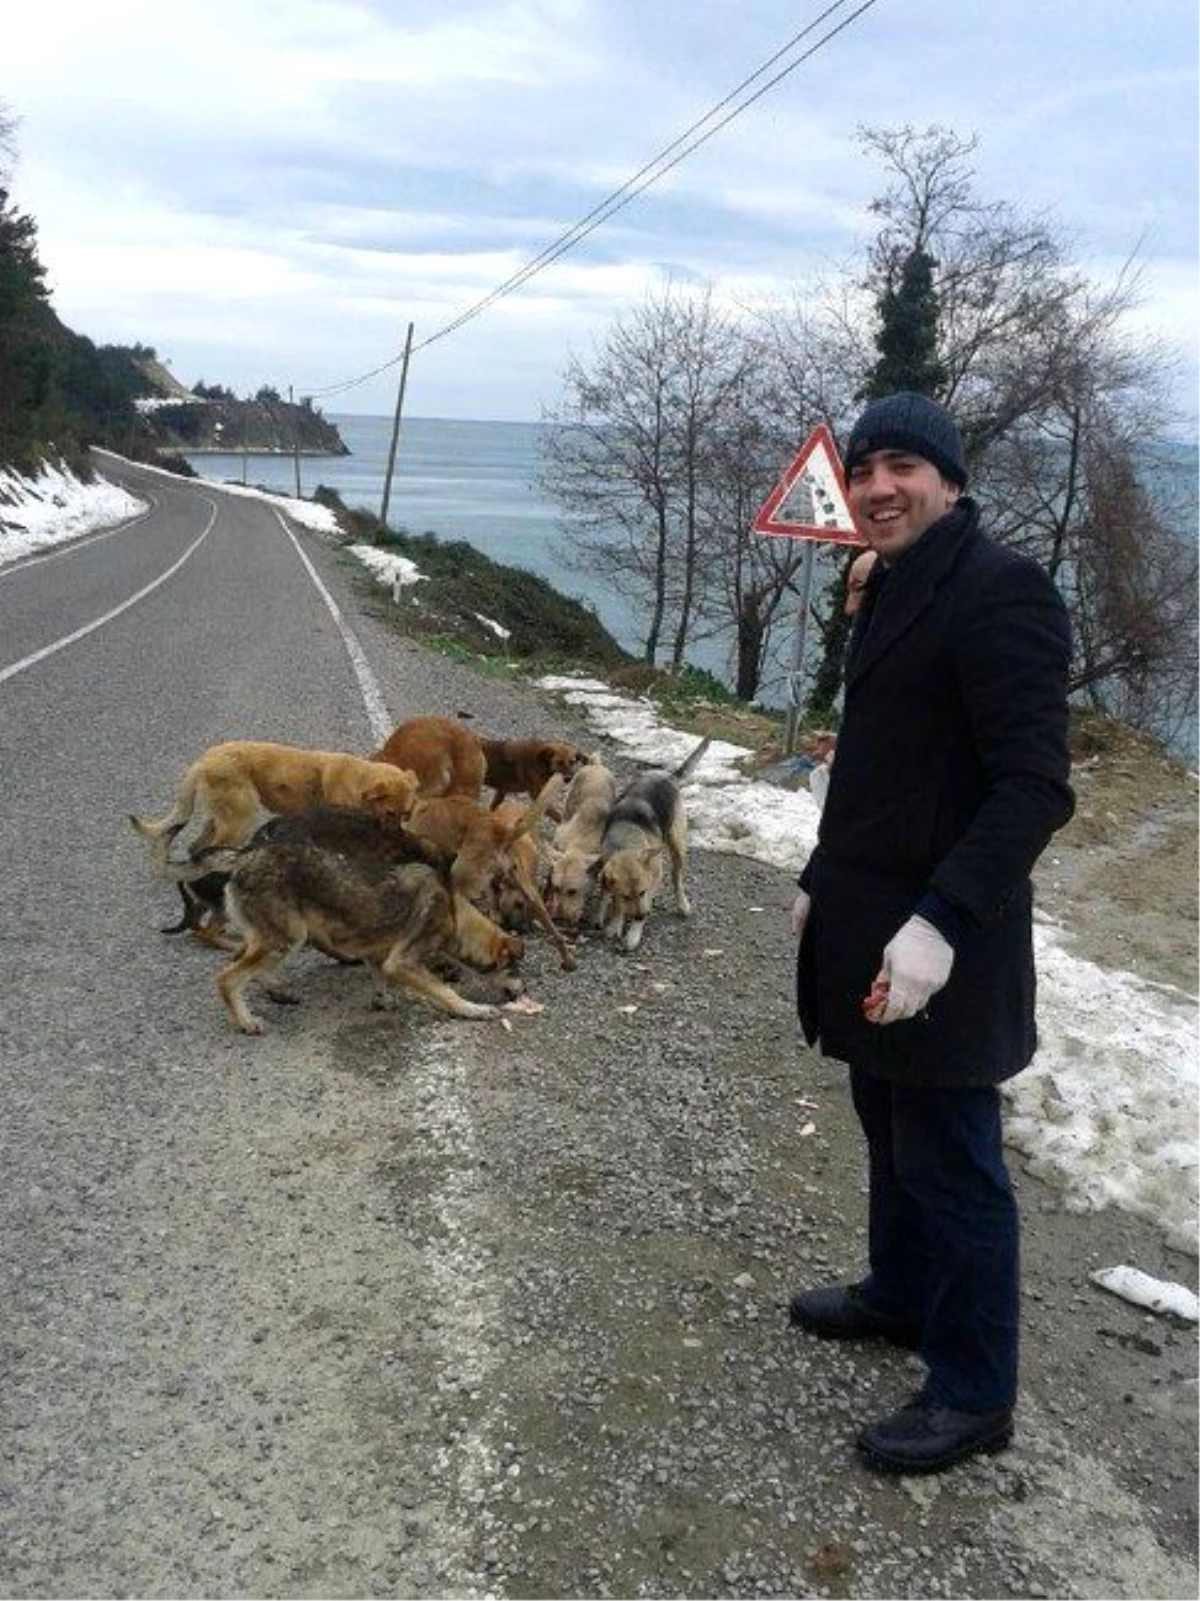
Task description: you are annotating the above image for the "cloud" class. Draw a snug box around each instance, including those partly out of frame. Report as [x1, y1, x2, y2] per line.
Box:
[6, 0, 1195, 421]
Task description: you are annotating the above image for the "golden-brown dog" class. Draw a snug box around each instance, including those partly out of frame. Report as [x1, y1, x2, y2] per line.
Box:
[544, 761, 618, 932]
[490, 794, 568, 955]
[130, 741, 420, 871]
[597, 737, 710, 953]
[372, 716, 487, 799]
[478, 737, 589, 810]
[216, 843, 519, 1033]
[406, 774, 576, 970]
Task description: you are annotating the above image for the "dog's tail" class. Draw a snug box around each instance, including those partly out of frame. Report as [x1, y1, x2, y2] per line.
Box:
[128, 761, 201, 873]
[672, 734, 712, 782]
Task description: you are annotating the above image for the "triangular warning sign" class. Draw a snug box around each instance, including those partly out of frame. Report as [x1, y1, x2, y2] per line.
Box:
[752, 424, 864, 546]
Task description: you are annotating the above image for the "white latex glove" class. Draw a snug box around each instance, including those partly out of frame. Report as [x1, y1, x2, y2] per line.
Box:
[872, 914, 954, 1024]
[791, 889, 812, 940]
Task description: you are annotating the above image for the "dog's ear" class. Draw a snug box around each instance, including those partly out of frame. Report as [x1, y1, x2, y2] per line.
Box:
[366, 778, 412, 816]
[640, 844, 663, 866]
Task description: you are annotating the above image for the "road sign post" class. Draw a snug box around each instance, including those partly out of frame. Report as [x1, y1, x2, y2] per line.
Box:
[751, 424, 863, 753]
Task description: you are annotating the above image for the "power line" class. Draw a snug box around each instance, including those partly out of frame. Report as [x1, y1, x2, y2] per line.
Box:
[414, 0, 876, 354]
[304, 0, 881, 399]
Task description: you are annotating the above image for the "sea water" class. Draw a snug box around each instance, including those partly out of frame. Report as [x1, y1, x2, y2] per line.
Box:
[184, 414, 637, 646]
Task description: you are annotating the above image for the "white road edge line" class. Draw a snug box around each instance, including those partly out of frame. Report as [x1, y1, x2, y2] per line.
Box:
[273, 508, 393, 746]
[0, 497, 219, 687]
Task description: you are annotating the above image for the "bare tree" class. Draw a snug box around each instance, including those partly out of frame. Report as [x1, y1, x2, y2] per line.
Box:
[540, 298, 676, 664]
[690, 364, 812, 700]
[0, 105, 18, 184]
[542, 285, 769, 674]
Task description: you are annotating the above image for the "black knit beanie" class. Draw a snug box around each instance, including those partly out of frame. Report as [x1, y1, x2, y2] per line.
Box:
[842, 392, 968, 489]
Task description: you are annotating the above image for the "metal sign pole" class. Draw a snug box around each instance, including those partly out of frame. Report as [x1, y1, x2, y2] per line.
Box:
[784, 542, 816, 754]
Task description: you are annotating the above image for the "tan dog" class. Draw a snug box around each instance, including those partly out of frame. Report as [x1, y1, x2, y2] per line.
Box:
[597, 737, 710, 953]
[406, 775, 576, 970]
[478, 737, 590, 810]
[130, 741, 420, 871]
[489, 794, 571, 960]
[216, 844, 519, 1033]
[544, 761, 618, 931]
[372, 716, 486, 799]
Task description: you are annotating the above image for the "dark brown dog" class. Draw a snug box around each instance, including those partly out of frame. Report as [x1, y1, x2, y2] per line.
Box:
[158, 805, 452, 951]
[161, 871, 239, 950]
[478, 737, 590, 810]
[216, 842, 521, 1033]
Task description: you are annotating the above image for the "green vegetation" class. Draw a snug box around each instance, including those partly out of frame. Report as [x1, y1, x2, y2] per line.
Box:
[0, 183, 153, 469]
[312, 486, 772, 734]
[315, 487, 631, 671]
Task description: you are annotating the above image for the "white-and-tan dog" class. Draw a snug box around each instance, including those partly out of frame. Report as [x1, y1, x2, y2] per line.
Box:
[596, 737, 710, 952]
[544, 760, 618, 932]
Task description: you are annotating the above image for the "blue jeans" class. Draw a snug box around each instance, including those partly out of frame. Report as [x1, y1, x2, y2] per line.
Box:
[850, 1067, 1020, 1412]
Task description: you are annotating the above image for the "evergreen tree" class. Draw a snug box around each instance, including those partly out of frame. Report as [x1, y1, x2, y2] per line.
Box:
[862, 246, 946, 400]
[0, 184, 53, 460]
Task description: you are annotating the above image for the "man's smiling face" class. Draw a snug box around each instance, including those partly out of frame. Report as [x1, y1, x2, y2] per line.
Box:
[846, 449, 961, 560]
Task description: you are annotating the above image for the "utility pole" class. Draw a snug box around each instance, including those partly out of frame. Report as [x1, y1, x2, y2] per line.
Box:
[378, 322, 415, 543]
[288, 385, 301, 497]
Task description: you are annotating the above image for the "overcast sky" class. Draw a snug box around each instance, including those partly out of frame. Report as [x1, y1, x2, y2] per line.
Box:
[4, 0, 1197, 425]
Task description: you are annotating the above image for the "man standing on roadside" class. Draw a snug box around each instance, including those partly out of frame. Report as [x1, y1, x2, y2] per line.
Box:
[789, 392, 1074, 1474]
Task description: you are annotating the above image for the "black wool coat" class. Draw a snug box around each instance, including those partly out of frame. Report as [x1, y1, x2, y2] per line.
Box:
[796, 498, 1075, 1086]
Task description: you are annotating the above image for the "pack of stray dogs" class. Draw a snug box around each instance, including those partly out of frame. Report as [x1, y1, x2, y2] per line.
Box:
[128, 714, 712, 1035]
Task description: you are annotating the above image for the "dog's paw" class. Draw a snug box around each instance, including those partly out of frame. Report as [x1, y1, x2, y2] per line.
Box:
[236, 1015, 266, 1036]
[465, 1002, 501, 1020]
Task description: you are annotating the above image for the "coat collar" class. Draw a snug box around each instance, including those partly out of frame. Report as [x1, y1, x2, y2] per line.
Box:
[845, 497, 980, 687]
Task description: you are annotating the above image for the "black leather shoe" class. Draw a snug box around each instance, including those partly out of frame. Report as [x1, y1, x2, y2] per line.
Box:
[857, 1392, 1014, 1474]
[789, 1282, 920, 1350]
